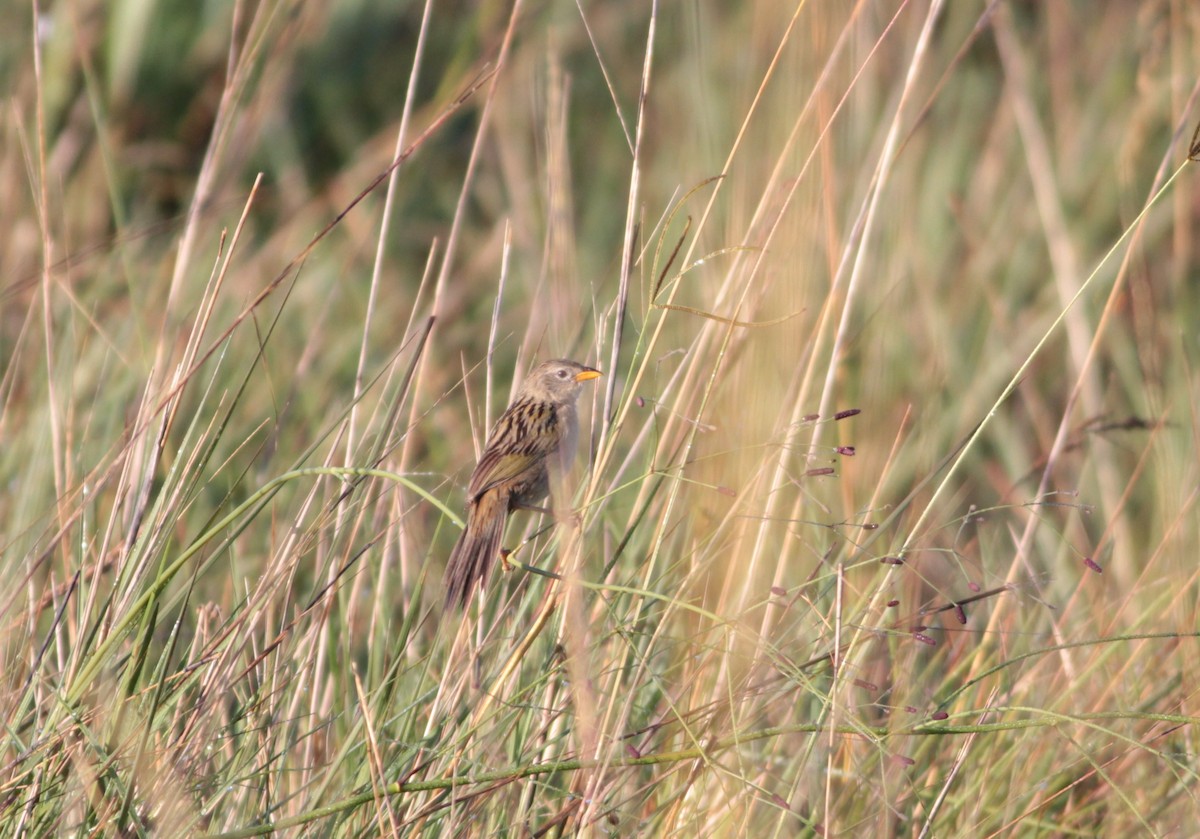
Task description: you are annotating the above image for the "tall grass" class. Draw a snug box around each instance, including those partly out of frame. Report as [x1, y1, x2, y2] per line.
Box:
[2, 1, 1198, 835]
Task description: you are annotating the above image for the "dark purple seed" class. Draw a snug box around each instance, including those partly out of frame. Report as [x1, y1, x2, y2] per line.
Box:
[771, 793, 790, 810]
[905, 706, 918, 713]
[805, 467, 836, 477]
[913, 633, 936, 646]
[853, 679, 877, 691]
[802, 413, 821, 422]
[911, 624, 927, 632]
[836, 446, 856, 456]
[635, 396, 645, 408]
[954, 604, 967, 625]
[863, 523, 879, 530]
[886, 599, 900, 607]
[931, 711, 949, 721]
[770, 586, 787, 597]
[833, 408, 861, 421]
[717, 485, 737, 498]
[967, 581, 980, 593]
[894, 755, 915, 766]
[880, 556, 904, 565]
[625, 744, 641, 758]
[1083, 557, 1103, 574]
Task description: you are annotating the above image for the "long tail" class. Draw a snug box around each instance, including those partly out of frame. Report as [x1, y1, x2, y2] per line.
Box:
[444, 496, 507, 608]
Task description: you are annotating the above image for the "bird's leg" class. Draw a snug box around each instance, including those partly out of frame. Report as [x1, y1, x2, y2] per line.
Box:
[512, 502, 582, 528]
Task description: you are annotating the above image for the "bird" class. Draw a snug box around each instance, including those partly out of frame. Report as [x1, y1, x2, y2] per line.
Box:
[444, 359, 602, 607]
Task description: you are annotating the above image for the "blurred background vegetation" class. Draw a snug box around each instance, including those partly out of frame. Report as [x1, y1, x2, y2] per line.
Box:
[2, 0, 1199, 835]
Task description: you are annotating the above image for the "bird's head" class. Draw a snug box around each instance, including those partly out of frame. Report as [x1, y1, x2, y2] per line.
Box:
[521, 359, 602, 404]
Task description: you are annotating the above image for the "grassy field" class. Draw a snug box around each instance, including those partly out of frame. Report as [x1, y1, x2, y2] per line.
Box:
[3, 1, 1199, 835]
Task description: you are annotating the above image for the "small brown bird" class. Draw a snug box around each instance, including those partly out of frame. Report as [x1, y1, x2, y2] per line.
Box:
[444, 359, 602, 607]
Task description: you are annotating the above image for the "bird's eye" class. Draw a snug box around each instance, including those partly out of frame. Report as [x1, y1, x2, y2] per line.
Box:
[557, 369, 569, 379]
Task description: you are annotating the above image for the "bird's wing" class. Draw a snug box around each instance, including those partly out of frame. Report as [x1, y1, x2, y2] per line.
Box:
[467, 398, 561, 500]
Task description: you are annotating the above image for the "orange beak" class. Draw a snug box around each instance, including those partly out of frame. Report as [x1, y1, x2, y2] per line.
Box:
[574, 368, 602, 382]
